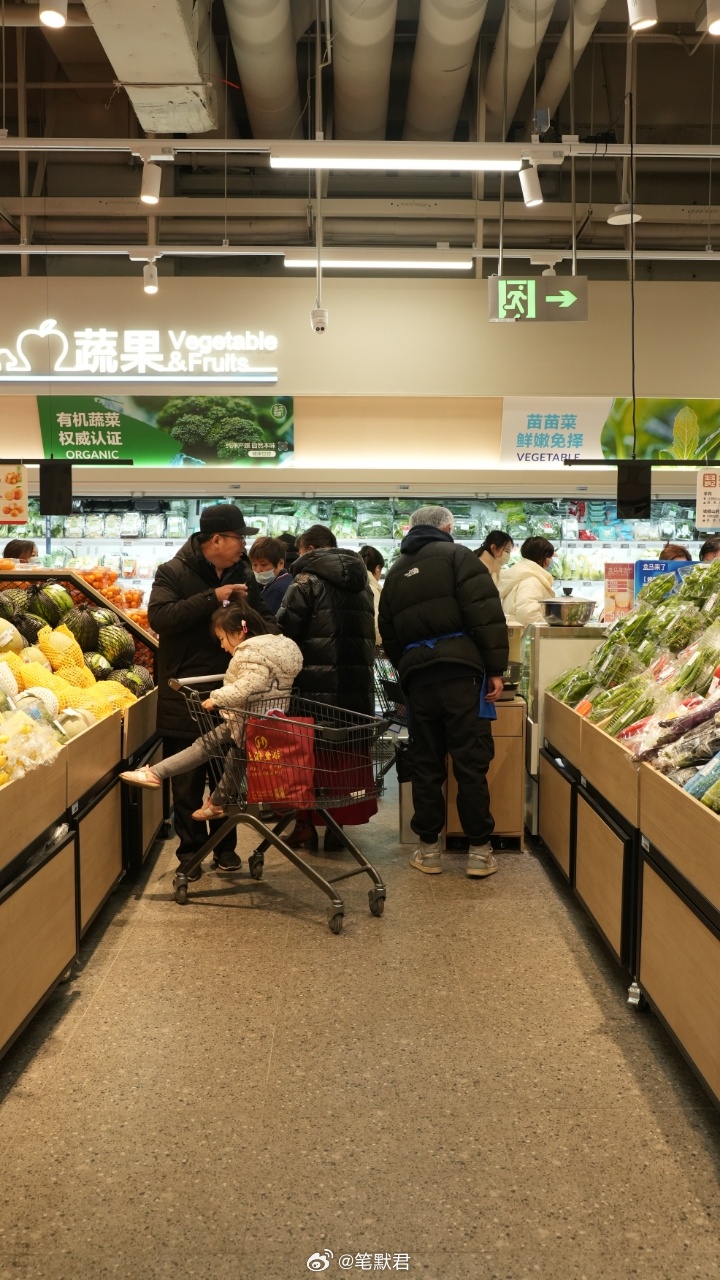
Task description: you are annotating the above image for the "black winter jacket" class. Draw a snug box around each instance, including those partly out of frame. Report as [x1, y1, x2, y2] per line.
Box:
[277, 547, 375, 715]
[148, 535, 274, 737]
[378, 526, 509, 684]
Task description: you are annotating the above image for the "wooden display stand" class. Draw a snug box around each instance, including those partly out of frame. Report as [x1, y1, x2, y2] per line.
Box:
[446, 697, 526, 844]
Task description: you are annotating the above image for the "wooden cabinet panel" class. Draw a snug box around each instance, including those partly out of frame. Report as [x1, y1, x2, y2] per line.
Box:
[575, 795, 625, 959]
[66, 712, 121, 808]
[123, 689, 158, 759]
[640, 764, 720, 916]
[141, 744, 165, 857]
[446, 702, 526, 838]
[78, 783, 123, 933]
[580, 718, 640, 827]
[0, 843, 76, 1055]
[538, 753, 573, 878]
[544, 693, 582, 764]
[640, 864, 720, 1103]
[0, 755, 67, 875]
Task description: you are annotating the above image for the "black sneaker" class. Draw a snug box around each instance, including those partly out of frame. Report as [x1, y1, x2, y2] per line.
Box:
[213, 850, 242, 871]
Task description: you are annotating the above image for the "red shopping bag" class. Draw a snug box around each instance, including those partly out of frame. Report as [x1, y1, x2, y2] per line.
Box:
[245, 711, 316, 808]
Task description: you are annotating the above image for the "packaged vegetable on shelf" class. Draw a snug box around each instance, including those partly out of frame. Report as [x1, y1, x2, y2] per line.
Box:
[611, 606, 654, 651]
[660, 603, 705, 654]
[637, 572, 677, 605]
[654, 713, 720, 773]
[677, 559, 720, 602]
[591, 676, 658, 738]
[668, 624, 720, 695]
[701, 774, 720, 812]
[635, 690, 720, 759]
[548, 666, 597, 707]
[590, 642, 643, 689]
[682, 751, 720, 798]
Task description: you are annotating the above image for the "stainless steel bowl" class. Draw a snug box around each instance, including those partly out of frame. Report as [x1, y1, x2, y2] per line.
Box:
[539, 597, 595, 627]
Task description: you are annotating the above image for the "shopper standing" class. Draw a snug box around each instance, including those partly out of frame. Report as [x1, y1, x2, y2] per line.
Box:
[248, 536, 293, 613]
[476, 530, 514, 587]
[659, 543, 692, 562]
[700, 537, 720, 562]
[359, 544, 385, 646]
[498, 536, 555, 625]
[379, 505, 508, 879]
[277, 523, 376, 852]
[149, 503, 273, 877]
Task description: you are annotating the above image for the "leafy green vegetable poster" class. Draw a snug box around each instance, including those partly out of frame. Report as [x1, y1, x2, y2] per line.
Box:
[502, 398, 720, 465]
[37, 395, 294, 466]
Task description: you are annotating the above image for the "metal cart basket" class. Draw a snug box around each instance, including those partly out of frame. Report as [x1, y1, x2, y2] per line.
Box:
[167, 678, 388, 933]
[373, 653, 408, 778]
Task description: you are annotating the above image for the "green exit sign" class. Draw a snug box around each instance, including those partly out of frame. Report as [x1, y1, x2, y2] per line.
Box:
[488, 276, 588, 322]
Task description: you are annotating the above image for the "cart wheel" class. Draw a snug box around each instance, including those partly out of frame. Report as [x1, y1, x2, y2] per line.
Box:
[174, 880, 188, 905]
[328, 911, 344, 935]
[249, 853, 264, 881]
[368, 889, 386, 917]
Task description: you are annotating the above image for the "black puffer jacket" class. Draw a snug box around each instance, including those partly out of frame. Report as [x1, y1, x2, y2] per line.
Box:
[378, 526, 509, 683]
[148, 536, 274, 737]
[277, 548, 375, 714]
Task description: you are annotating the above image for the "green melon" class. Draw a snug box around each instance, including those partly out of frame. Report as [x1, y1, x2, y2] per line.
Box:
[63, 605, 100, 652]
[83, 651, 113, 680]
[25, 582, 74, 628]
[96, 624, 135, 669]
[12, 611, 46, 645]
[89, 606, 118, 628]
[2, 588, 28, 613]
[0, 593, 14, 622]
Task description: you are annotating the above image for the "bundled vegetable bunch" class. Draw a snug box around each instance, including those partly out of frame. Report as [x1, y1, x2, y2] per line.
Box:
[548, 666, 596, 707]
[590, 642, 644, 690]
[586, 675, 659, 738]
[637, 573, 677, 605]
[677, 557, 720, 603]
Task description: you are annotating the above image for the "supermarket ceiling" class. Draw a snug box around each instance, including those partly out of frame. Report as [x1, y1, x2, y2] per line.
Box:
[1, 0, 720, 280]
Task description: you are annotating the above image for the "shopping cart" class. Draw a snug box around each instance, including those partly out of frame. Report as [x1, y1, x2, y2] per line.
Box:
[373, 652, 408, 778]
[167, 677, 389, 933]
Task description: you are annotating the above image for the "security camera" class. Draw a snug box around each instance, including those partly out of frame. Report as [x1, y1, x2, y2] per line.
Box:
[310, 306, 328, 334]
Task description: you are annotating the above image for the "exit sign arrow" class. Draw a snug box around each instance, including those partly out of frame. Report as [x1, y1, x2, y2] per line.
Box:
[546, 289, 577, 308]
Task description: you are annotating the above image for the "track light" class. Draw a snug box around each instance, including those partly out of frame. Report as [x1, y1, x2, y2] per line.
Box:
[607, 203, 642, 225]
[140, 161, 162, 205]
[39, 0, 67, 27]
[696, 0, 720, 35]
[143, 262, 158, 295]
[627, 0, 657, 31]
[519, 161, 543, 207]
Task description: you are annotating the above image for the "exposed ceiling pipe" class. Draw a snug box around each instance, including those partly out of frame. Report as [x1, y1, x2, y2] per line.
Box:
[0, 5, 90, 22]
[484, 0, 556, 141]
[403, 0, 491, 142]
[525, 0, 608, 138]
[331, 0, 399, 140]
[223, 0, 307, 138]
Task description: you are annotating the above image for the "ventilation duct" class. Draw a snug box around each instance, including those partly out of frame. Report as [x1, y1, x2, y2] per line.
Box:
[484, 0, 556, 140]
[223, 0, 306, 138]
[404, 0, 490, 142]
[530, 0, 608, 133]
[332, 0, 399, 140]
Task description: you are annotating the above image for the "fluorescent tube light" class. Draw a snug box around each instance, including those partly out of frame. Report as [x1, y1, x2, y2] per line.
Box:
[270, 142, 524, 173]
[284, 254, 473, 270]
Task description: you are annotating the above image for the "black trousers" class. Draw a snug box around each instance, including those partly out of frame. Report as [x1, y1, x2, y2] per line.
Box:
[407, 678, 495, 846]
[162, 736, 237, 860]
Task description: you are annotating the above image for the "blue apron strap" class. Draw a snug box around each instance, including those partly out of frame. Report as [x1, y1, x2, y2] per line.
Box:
[403, 629, 467, 654]
[478, 674, 497, 721]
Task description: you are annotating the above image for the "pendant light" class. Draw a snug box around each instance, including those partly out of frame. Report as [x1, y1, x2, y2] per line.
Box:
[143, 262, 158, 295]
[627, 0, 657, 31]
[39, 0, 67, 27]
[140, 161, 162, 206]
[519, 160, 543, 207]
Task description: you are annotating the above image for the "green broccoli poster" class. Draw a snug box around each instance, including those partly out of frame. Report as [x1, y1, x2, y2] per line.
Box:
[37, 395, 294, 466]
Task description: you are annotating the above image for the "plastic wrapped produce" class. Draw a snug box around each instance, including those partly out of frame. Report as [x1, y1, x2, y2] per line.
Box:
[654, 713, 720, 772]
[677, 560, 720, 602]
[669, 766, 699, 788]
[144, 513, 165, 539]
[683, 752, 720, 798]
[590, 643, 643, 689]
[636, 690, 720, 759]
[613, 607, 654, 651]
[637, 573, 677, 605]
[600, 677, 658, 738]
[669, 625, 720, 695]
[701, 776, 720, 812]
[548, 667, 597, 707]
[662, 604, 705, 654]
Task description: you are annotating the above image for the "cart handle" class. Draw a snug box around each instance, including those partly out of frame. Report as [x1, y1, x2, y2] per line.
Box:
[168, 675, 225, 690]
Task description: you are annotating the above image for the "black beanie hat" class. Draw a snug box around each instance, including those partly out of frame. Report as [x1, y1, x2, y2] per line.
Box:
[198, 504, 259, 536]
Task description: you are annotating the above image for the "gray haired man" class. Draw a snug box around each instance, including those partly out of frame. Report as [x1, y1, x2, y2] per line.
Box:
[379, 506, 509, 878]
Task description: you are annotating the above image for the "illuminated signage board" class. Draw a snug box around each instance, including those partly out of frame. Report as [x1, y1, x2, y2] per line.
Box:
[0, 320, 279, 383]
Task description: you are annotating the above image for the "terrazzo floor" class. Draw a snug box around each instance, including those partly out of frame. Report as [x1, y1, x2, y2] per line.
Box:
[0, 779, 719, 1280]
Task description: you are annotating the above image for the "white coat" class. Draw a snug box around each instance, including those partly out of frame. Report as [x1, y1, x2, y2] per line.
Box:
[498, 559, 555, 626]
[209, 633, 304, 714]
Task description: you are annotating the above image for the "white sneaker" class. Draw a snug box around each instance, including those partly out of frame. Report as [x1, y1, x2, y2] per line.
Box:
[467, 843, 498, 878]
[409, 840, 442, 874]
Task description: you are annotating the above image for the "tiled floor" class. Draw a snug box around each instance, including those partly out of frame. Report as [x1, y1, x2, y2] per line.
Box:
[1, 780, 719, 1280]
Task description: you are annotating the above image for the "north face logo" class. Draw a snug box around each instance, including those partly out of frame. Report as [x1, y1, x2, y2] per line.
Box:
[404, 567, 420, 577]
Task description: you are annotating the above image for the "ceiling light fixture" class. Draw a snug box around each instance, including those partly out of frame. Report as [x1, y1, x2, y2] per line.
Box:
[270, 142, 527, 173]
[627, 0, 657, 31]
[143, 262, 158, 294]
[39, 0, 68, 28]
[140, 161, 162, 205]
[519, 161, 543, 208]
[284, 252, 474, 270]
[696, 0, 720, 35]
[607, 202, 642, 225]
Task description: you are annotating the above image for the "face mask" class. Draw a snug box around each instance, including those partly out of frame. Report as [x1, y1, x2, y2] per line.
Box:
[254, 569, 275, 585]
[498, 550, 511, 566]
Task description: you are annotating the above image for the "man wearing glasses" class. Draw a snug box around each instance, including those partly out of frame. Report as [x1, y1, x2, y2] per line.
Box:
[149, 504, 274, 877]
